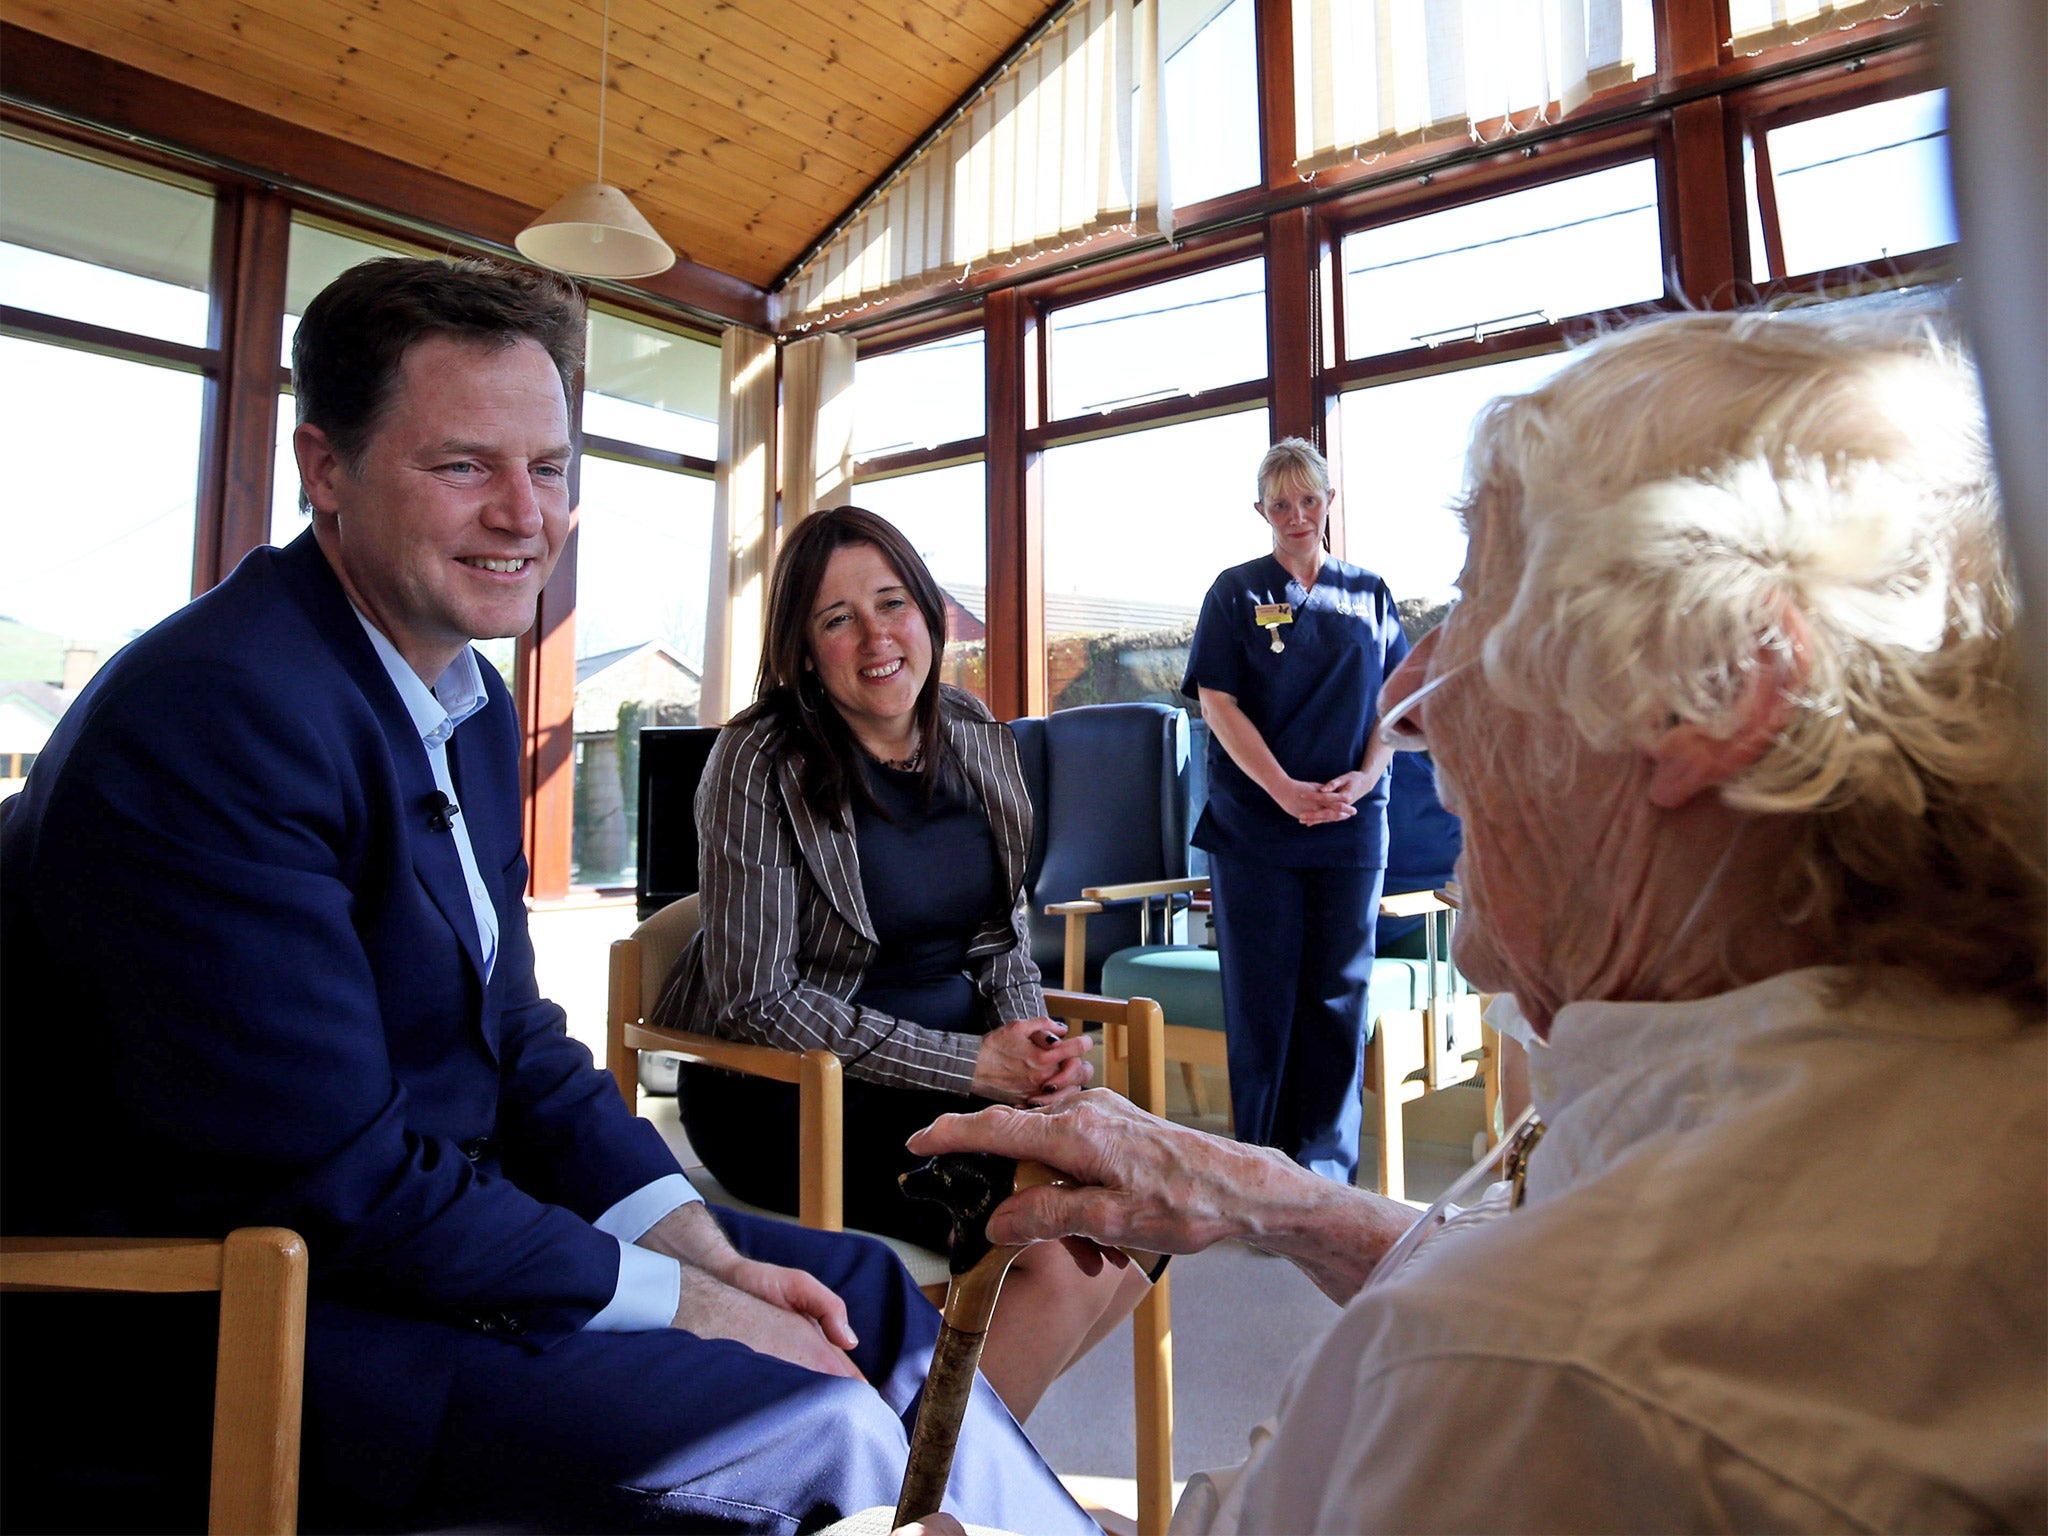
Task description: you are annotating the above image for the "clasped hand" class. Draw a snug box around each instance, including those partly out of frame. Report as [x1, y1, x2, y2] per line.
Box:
[971, 1014, 1093, 1106]
[1276, 771, 1371, 826]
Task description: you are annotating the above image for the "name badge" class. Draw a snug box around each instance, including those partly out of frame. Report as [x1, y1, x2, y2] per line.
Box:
[1254, 602, 1292, 653]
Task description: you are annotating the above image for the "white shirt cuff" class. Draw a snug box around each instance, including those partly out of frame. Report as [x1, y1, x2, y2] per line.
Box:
[583, 1238, 682, 1334]
[593, 1173, 703, 1243]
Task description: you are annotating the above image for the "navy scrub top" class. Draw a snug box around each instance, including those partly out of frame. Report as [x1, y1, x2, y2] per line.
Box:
[1181, 553, 1410, 869]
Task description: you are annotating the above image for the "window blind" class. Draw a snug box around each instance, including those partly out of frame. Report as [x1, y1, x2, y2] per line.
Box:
[785, 0, 1168, 323]
[1292, 0, 1644, 176]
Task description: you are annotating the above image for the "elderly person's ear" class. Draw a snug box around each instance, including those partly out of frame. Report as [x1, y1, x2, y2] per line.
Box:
[1644, 638, 1805, 810]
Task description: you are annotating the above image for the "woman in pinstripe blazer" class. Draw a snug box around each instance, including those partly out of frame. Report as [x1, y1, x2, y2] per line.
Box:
[652, 506, 1147, 1419]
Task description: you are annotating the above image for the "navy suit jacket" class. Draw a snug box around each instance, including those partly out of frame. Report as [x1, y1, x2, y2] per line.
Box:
[1, 531, 678, 1341]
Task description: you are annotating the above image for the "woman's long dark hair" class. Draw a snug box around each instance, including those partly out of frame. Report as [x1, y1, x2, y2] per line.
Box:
[736, 505, 954, 827]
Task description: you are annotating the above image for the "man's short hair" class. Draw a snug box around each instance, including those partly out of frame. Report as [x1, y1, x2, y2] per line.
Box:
[292, 257, 586, 469]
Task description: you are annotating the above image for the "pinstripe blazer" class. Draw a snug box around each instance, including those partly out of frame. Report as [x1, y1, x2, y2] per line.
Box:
[650, 685, 1046, 1093]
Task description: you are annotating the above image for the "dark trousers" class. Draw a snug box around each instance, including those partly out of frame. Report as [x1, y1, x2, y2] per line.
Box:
[680, 1068, 985, 1252]
[4, 1211, 1093, 1536]
[1208, 855, 1384, 1184]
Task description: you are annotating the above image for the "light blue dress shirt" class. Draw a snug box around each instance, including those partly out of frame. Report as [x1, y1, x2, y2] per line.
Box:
[352, 610, 697, 1332]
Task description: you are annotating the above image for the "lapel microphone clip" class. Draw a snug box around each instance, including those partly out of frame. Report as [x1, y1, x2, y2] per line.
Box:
[425, 791, 461, 834]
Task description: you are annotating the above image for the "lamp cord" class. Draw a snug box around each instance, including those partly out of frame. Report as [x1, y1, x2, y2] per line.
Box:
[596, 0, 610, 184]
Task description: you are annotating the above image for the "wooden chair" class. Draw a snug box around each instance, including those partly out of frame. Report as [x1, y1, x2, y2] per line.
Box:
[0, 1228, 309, 1535]
[606, 894, 1179, 1536]
[1052, 879, 1500, 1201]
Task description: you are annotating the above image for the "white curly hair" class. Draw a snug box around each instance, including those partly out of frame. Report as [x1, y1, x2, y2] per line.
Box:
[1460, 310, 2043, 1005]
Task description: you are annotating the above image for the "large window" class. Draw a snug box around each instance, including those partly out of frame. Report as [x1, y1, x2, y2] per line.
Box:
[280, 219, 429, 366]
[0, 339, 207, 672]
[0, 131, 215, 762]
[1340, 160, 1665, 361]
[272, 220, 441, 545]
[1338, 351, 1571, 606]
[0, 131, 212, 346]
[1164, 0, 1261, 208]
[1042, 408, 1273, 711]
[853, 463, 989, 701]
[1745, 89, 1956, 282]
[571, 309, 719, 890]
[1046, 258, 1267, 421]
[853, 332, 985, 458]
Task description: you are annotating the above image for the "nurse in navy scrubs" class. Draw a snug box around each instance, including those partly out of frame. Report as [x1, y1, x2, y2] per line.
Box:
[1181, 438, 1409, 1183]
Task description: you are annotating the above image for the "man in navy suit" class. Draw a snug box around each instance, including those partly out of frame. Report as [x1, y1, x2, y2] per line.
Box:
[0, 258, 1091, 1534]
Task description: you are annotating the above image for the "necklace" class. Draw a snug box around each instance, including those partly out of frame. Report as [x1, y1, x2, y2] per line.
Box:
[869, 738, 924, 773]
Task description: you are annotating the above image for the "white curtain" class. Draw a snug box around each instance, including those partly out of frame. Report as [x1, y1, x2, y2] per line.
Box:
[1727, 0, 1932, 55]
[700, 327, 777, 725]
[785, 0, 1170, 324]
[1292, 0, 1640, 175]
[778, 333, 857, 528]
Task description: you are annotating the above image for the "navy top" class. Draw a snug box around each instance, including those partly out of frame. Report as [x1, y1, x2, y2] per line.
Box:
[1181, 553, 1411, 868]
[849, 761, 1008, 1037]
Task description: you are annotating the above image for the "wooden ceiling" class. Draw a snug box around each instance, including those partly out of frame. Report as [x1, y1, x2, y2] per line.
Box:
[7, 0, 1054, 293]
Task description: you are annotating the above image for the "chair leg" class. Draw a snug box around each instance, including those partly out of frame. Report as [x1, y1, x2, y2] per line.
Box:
[1124, 1004, 1175, 1536]
[605, 940, 640, 1115]
[1133, 1271, 1174, 1536]
[795, 1051, 845, 1231]
[210, 1229, 308, 1536]
[1370, 1010, 1425, 1204]
[1179, 1062, 1209, 1119]
[1481, 1021, 1503, 1149]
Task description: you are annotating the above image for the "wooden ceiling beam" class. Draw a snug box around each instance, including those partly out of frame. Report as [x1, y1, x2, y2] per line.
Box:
[0, 23, 771, 327]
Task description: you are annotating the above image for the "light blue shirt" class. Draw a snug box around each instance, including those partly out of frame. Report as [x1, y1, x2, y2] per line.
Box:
[353, 610, 695, 1332]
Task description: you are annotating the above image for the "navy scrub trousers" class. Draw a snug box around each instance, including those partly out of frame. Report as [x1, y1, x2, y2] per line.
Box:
[1182, 552, 1410, 1185]
[1208, 857, 1388, 1182]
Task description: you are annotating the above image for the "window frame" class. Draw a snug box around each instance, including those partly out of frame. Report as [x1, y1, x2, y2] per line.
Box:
[1726, 39, 1953, 290]
[1318, 121, 1676, 393]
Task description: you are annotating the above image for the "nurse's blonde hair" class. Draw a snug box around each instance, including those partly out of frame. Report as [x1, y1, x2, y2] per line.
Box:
[1256, 438, 1331, 502]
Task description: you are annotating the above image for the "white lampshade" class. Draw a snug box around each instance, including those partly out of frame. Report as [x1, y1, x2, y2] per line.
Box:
[515, 181, 677, 279]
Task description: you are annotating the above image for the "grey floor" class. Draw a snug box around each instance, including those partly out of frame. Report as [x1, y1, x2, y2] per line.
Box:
[1024, 1139, 1472, 1479]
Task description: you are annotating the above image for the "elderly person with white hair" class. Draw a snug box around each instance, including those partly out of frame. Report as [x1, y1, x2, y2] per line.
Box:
[909, 312, 2046, 1533]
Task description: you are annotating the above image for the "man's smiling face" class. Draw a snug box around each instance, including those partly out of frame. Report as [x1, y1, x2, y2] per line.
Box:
[299, 332, 571, 682]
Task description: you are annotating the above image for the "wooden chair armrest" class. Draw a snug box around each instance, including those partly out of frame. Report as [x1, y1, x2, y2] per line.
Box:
[624, 1022, 820, 1085]
[1043, 898, 1103, 917]
[1379, 888, 1452, 919]
[621, 1024, 846, 1231]
[1, 1235, 231, 1293]
[1077, 876, 1210, 903]
[1, 1230, 308, 1536]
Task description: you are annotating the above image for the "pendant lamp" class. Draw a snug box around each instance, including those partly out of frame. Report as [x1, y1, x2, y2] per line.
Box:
[516, 0, 678, 279]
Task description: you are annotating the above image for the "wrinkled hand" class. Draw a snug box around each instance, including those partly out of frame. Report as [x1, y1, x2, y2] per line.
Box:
[971, 1016, 1094, 1106]
[907, 1089, 1264, 1256]
[1272, 777, 1356, 826]
[641, 1203, 861, 1380]
[894, 1518, 966, 1536]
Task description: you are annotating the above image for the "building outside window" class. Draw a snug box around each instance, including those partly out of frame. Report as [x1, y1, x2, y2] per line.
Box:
[853, 462, 991, 700]
[1339, 350, 1570, 624]
[1042, 406, 1273, 711]
[852, 330, 991, 701]
[571, 307, 719, 889]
